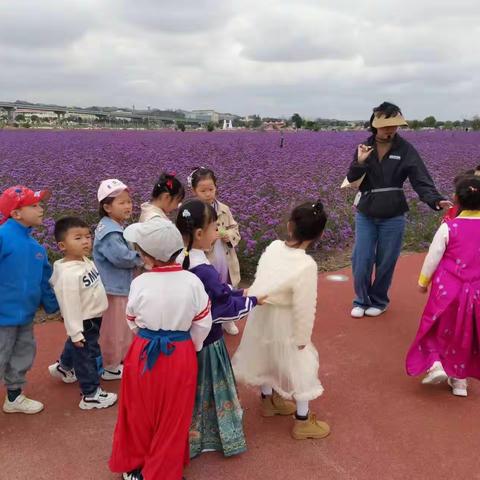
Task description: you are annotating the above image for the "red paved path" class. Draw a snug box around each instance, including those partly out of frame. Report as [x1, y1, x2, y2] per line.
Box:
[1, 254, 478, 480]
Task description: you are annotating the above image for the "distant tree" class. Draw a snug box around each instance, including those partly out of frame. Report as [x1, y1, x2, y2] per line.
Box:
[443, 121, 454, 130]
[435, 121, 445, 128]
[423, 116, 437, 128]
[291, 113, 303, 129]
[15, 113, 25, 122]
[472, 116, 480, 131]
[30, 115, 39, 123]
[206, 122, 215, 132]
[177, 121, 186, 132]
[251, 115, 262, 128]
[409, 119, 423, 130]
[453, 120, 461, 128]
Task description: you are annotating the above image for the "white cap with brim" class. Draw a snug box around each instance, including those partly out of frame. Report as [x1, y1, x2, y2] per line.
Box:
[97, 179, 129, 202]
[123, 218, 184, 262]
[372, 113, 408, 129]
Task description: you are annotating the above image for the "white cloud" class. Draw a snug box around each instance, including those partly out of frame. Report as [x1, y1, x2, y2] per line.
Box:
[0, 0, 479, 119]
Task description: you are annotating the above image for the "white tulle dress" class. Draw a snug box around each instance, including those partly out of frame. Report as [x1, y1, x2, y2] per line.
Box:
[232, 240, 324, 402]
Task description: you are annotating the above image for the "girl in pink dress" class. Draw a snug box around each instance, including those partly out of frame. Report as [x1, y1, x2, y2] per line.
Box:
[406, 175, 480, 397]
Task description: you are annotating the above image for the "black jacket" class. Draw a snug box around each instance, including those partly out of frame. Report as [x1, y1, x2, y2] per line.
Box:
[346, 134, 444, 218]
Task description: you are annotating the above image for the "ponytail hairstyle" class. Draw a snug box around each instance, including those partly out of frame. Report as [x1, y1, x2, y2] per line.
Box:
[187, 167, 217, 189]
[176, 199, 217, 269]
[152, 172, 185, 201]
[289, 200, 327, 246]
[456, 176, 480, 211]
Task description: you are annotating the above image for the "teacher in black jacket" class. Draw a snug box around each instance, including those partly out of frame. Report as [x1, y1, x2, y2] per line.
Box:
[346, 102, 452, 318]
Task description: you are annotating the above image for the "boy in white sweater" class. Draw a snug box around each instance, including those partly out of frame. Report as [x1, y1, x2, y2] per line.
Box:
[48, 217, 117, 410]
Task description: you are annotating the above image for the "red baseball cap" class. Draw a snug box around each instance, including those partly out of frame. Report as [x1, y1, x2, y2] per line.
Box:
[0, 186, 51, 225]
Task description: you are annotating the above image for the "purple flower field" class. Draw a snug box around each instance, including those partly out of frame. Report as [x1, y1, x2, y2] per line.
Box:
[1, 129, 478, 274]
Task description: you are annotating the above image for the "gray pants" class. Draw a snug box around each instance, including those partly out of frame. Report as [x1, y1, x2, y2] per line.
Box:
[0, 323, 36, 390]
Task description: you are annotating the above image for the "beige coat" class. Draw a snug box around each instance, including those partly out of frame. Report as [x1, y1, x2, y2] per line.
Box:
[206, 200, 241, 287]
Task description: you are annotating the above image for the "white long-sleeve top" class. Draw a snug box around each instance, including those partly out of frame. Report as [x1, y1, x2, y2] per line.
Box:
[419, 211, 480, 286]
[126, 264, 212, 351]
[50, 257, 108, 342]
[248, 240, 318, 346]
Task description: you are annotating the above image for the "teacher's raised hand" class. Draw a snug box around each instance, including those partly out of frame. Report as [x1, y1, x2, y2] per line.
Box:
[357, 144, 374, 164]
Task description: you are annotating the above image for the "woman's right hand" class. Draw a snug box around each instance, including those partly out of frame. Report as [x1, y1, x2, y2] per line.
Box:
[357, 144, 373, 164]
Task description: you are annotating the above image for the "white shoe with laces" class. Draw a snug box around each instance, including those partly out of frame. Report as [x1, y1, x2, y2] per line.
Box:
[422, 361, 448, 384]
[101, 364, 123, 381]
[223, 321, 239, 335]
[448, 377, 468, 397]
[350, 307, 365, 318]
[48, 362, 78, 384]
[3, 394, 44, 414]
[79, 388, 118, 410]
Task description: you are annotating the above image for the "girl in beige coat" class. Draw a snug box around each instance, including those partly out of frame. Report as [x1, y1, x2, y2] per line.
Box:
[188, 167, 241, 335]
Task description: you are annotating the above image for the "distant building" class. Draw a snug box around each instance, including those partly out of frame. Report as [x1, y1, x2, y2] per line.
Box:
[185, 110, 220, 123]
[65, 112, 97, 122]
[15, 108, 57, 121]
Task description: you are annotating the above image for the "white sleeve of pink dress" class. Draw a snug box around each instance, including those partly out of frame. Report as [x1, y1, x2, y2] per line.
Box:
[419, 223, 450, 286]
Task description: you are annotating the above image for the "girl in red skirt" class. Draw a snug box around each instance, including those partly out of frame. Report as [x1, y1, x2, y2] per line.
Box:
[109, 218, 212, 480]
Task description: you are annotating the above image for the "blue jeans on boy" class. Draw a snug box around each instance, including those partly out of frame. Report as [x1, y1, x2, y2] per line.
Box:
[60, 318, 103, 396]
[352, 212, 406, 310]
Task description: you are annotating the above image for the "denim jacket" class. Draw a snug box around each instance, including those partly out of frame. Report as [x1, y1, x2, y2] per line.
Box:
[93, 217, 142, 296]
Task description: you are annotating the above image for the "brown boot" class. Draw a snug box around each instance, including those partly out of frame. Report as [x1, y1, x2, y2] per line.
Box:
[292, 412, 330, 440]
[261, 391, 296, 417]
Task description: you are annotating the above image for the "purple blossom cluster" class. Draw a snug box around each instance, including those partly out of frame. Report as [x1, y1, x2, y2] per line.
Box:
[1, 129, 478, 273]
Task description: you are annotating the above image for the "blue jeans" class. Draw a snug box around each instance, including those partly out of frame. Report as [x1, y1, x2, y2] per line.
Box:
[352, 212, 406, 310]
[60, 318, 103, 396]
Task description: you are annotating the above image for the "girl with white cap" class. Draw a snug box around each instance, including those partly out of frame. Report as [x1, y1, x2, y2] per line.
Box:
[93, 179, 143, 380]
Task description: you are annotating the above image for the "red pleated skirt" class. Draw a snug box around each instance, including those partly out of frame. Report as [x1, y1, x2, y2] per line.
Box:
[109, 335, 197, 480]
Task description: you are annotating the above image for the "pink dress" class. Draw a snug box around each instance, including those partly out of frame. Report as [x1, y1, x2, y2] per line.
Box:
[406, 217, 480, 380]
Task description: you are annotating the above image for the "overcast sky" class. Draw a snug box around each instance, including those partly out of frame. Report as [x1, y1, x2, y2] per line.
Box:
[1, 0, 479, 120]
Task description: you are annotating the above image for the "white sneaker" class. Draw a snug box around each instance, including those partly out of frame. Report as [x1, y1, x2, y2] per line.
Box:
[48, 362, 78, 384]
[351, 307, 365, 318]
[448, 377, 468, 397]
[223, 321, 239, 335]
[3, 394, 44, 414]
[79, 388, 118, 410]
[365, 307, 386, 317]
[422, 361, 448, 384]
[101, 364, 123, 381]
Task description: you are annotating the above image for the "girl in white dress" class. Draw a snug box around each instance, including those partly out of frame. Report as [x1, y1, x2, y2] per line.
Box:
[232, 201, 330, 440]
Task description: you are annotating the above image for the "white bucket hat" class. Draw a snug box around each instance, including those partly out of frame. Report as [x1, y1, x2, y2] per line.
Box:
[123, 218, 184, 262]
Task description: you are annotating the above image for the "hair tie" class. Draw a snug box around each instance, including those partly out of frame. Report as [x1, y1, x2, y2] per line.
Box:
[184, 250, 190, 257]
[468, 186, 479, 192]
[187, 166, 206, 188]
[166, 179, 174, 190]
[182, 209, 191, 218]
